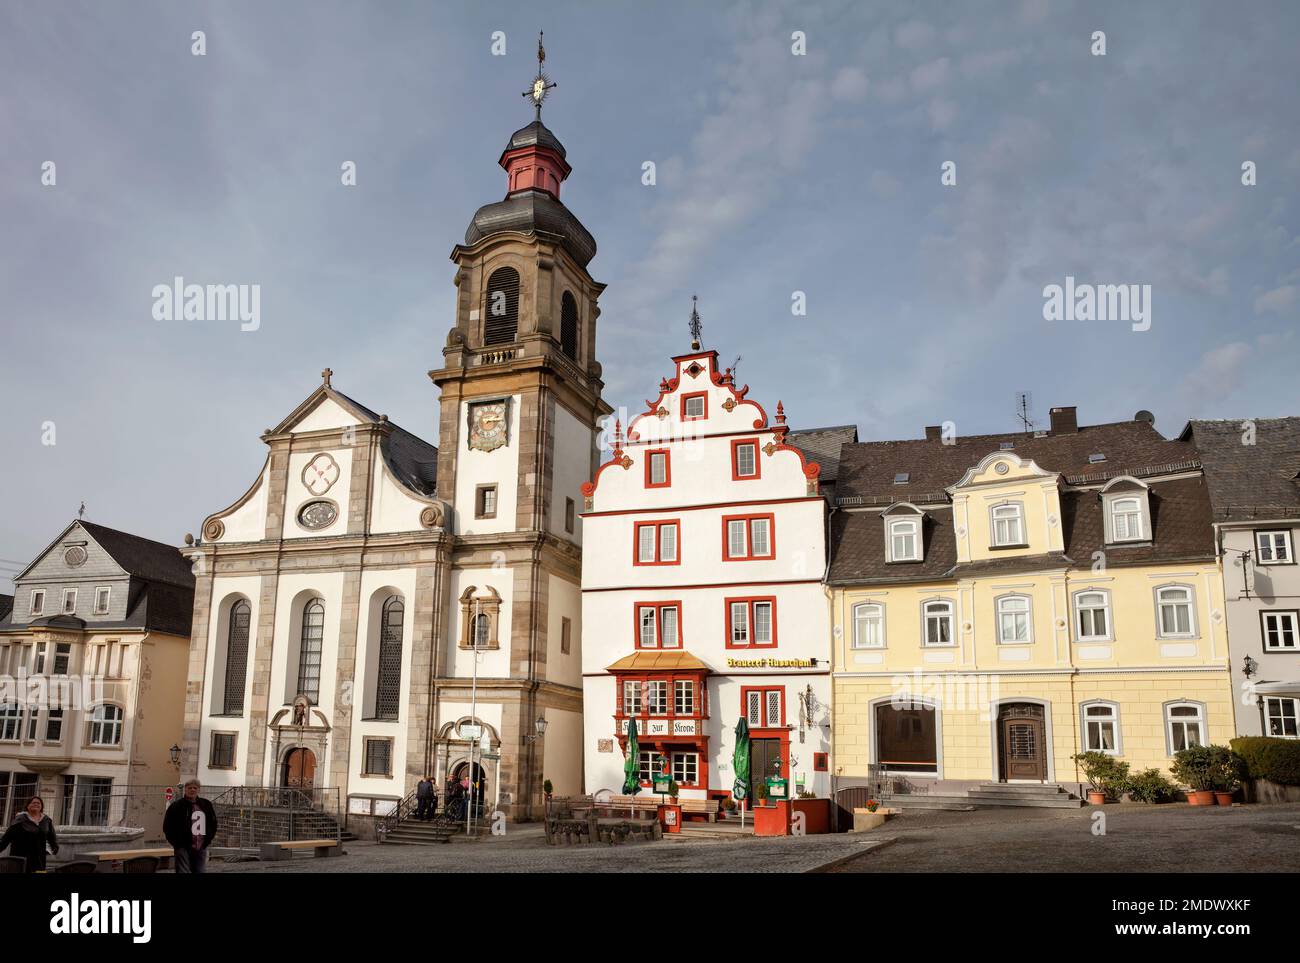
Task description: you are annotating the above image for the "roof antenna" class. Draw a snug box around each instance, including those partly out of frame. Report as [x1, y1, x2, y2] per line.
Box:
[1015, 391, 1035, 434]
[688, 295, 703, 350]
[77, 501, 86, 520]
[730, 355, 742, 384]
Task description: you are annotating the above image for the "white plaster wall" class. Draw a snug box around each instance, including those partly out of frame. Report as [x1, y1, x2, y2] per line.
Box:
[266, 572, 345, 777]
[198, 574, 262, 785]
[444, 567, 513, 679]
[581, 675, 623, 793]
[215, 467, 269, 543]
[550, 406, 592, 545]
[453, 395, 521, 536]
[294, 397, 363, 433]
[281, 446, 354, 539]
[348, 569, 419, 797]
[546, 572, 582, 688]
[369, 457, 433, 534]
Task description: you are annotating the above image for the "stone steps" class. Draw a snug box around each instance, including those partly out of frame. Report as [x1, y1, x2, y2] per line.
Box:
[887, 783, 1083, 810]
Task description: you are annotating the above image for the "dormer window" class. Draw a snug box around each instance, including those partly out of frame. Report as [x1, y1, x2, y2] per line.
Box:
[30, 591, 45, 616]
[990, 503, 1024, 547]
[1101, 478, 1152, 545]
[893, 472, 910, 485]
[888, 517, 921, 562]
[1088, 453, 1106, 464]
[681, 393, 707, 421]
[1110, 497, 1144, 541]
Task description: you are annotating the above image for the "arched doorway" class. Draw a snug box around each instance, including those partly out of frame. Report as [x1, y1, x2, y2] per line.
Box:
[451, 761, 488, 812]
[283, 747, 317, 789]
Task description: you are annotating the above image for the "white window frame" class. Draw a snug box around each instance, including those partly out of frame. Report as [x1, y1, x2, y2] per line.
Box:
[0, 702, 20, 741]
[1262, 611, 1299, 652]
[636, 750, 663, 783]
[1255, 529, 1294, 565]
[671, 751, 699, 786]
[990, 502, 1024, 547]
[734, 442, 758, 478]
[1164, 701, 1205, 755]
[995, 594, 1033, 644]
[888, 517, 921, 562]
[648, 451, 669, 486]
[94, 586, 111, 615]
[646, 680, 669, 716]
[922, 600, 955, 648]
[61, 589, 77, 615]
[852, 602, 885, 649]
[1155, 584, 1197, 639]
[1110, 497, 1144, 542]
[1073, 589, 1113, 642]
[1264, 696, 1299, 738]
[30, 590, 45, 616]
[88, 703, 124, 747]
[674, 680, 694, 715]
[1080, 701, 1121, 755]
[623, 680, 642, 715]
[683, 395, 705, 419]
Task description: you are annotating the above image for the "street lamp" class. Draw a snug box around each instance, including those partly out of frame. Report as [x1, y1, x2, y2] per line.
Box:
[169, 744, 181, 767]
[526, 715, 548, 743]
[1243, 655, 1258, 679]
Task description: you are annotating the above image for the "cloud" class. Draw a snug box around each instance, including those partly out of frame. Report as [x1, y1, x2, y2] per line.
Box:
[830, 66, 870, 102]
[928, 98, 958, 131]
[870, 170, 901, 198]
[910, 57, 950, 93]
[895, 20, 936, 50]
[1180, 342, 1254, 404]
[1255, 284, 1297, 314]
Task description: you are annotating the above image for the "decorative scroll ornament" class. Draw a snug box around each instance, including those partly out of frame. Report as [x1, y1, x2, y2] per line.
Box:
[420, 505, 444, 529]
[203, 519, 225, 541]
[722, 398, 736, 412]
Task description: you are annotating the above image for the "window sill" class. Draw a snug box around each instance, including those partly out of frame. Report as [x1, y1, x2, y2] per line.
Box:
[921, 644, 958, 650]
[885, 558, 923, 565]
[1104, 539, 1151, 548]
[987, 543, 1030, 552]
[1074, 638, 1113, 644]
[997, 640, 1033, 646]
[361, 717, 401, 724]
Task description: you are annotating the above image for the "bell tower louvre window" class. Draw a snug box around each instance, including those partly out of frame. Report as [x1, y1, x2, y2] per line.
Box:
[560, 291, 579, 359]
[483, 267, 520, 345]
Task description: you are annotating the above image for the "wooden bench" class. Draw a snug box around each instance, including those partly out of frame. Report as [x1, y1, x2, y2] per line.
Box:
[259, 838, 340, 861]
[84, 848, 174, 871]
[603, 795, 720, 822]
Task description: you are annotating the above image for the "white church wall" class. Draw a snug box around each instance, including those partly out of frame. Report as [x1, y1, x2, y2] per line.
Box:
[281, 446, 354, 539]
[453, 395, 522, 536]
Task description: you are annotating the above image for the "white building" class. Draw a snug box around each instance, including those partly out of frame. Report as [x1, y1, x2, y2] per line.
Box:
[580, 346, 850, 811]
[180, 96, 609, 829]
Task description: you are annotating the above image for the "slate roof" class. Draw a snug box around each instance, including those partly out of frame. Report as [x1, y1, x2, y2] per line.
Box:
[80, 522, 195, 588]
[503, 121, 567, 160]
[787, 425, 859, 483]
[1182, 418, 1300, 521]
[836, 419, 1197, 505]
[465, 190, 597, 268]
[0, 595, 12, 623]
[332, 390, 439, 498]
[828, 417, 1215, 585]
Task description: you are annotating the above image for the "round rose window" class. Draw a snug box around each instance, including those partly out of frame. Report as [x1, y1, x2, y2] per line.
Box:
[64, 546, 88, 567]
[298, 500, 338, 530]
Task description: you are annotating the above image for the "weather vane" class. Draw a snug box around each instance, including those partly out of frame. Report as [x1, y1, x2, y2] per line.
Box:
[688, 295, 703, 350]
[522, 31, 557, 121]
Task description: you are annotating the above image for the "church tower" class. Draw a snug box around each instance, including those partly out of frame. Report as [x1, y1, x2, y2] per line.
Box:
[428, 35, 610, 818]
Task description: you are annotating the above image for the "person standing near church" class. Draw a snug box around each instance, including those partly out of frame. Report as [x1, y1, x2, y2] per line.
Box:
[415, 776, 433, 820]
[164, 779, 217, 873]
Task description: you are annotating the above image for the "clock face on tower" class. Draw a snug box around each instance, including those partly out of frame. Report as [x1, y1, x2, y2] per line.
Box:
[468, 400, 508, 452]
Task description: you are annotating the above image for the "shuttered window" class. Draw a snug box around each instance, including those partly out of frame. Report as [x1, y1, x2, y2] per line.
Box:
[483, 267, 520, 345]
[223, 600, 251, 715]
[560, 291, 579, 359]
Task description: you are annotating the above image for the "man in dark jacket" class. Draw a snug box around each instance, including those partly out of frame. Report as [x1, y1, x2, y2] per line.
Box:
[163, 779, 217, 873]
[415, 776, 434, 820]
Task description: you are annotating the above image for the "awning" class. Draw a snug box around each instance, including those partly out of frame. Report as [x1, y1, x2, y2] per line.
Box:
[606, 650, 709, 673]
[1253, 681, 1300, 694]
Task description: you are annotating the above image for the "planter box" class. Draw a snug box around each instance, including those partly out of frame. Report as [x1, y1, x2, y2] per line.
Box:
[657, 804, 682, 834]
[1245, 778, 1300, 804]
[852, 809, 888, 832]
[791, 798, 830, 835]
[753, 801, 790, 837]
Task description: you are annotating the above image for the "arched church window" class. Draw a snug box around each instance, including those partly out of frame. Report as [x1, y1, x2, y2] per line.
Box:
[560, 291, 579, 360]
[375, 596, 404, 721]
[297, 599, 325, 703]
[484, 267, 520, 345]
[223, 600, 251, 715]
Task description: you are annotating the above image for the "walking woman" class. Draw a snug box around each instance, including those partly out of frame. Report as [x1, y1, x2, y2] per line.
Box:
[0, 796, 60, 873]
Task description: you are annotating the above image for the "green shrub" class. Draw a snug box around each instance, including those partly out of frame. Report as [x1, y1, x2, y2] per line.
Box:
[1071, 751, 1131, 799]
[1125, 768, 1179, 803]
[1208, 745, 1246, 792]
[1230, 737, 1300, 786]
[1170, 745, 1217, 791]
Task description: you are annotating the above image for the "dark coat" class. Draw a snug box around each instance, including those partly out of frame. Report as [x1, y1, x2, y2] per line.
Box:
[416, 779, 433, 798]
[163, 796, 217, 851]
[0, 814, 59, 872]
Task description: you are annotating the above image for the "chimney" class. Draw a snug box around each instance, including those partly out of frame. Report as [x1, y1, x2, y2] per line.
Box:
[924, 425, 942, 441]
[1049, 406, 1078, 435]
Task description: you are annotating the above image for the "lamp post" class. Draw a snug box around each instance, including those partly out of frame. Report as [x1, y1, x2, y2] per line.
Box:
[526, 715, 548, 816]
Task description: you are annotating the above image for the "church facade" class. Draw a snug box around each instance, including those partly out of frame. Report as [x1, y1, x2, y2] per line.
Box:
[180, 94, 609, 826]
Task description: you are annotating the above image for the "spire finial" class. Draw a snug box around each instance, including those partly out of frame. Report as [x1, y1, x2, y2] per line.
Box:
[321, 367, 333, 388]
[523, 30, 557, 121]
[688, 295, 703, 350]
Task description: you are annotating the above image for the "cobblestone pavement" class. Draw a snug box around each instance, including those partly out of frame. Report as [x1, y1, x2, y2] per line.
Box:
[211, 824, 890, 874]
[824, 802, 1300, 873]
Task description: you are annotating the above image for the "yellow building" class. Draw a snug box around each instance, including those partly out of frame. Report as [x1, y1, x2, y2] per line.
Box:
[827, 407, 1233, 801]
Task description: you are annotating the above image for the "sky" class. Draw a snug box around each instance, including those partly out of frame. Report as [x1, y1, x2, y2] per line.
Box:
[1, 0, 1298, 591]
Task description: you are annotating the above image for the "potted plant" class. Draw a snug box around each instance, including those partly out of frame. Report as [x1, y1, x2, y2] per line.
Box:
[865, 799, 880, 813]
[1209, 746, 1244, 806]
[1171, 745, 1216, 805]
[542, 778, 554, 800]
[1126, 768, 1178, 804]
[667, 779, 680, 802]
[1072, 751, 1130, 804]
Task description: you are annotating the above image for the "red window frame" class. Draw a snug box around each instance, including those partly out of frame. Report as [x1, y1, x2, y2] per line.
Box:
[645, 448, 672, 488]
[725, 596, 778, 649]
[680, 392, 708, 422]
[633, 520, 681, 566]
[634, 601, 684, 649]
[731, 438, 761, 480]
[721, 513, 776, 561]
[740, 685, 785, 727]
